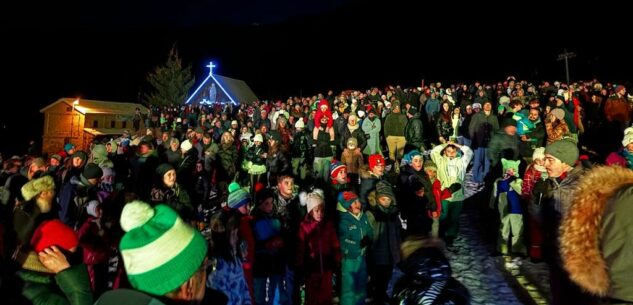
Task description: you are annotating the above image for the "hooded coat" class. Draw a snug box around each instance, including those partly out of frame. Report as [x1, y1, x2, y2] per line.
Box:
[560, 166, 633, 303]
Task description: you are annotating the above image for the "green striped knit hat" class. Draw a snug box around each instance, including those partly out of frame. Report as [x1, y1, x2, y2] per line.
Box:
[119, 201, 208, 296]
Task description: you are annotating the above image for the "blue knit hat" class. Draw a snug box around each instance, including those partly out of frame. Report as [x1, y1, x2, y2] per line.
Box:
[228, 189, 250, 209]
[403, 150, 423, 165]
[64, 143, 75, 152]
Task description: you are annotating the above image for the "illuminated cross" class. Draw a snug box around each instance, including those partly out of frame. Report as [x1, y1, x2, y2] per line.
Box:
[206, 62, 216, 75]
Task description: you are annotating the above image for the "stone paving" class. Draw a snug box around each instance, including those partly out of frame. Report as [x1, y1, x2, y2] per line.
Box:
[445, 172, 548, 305]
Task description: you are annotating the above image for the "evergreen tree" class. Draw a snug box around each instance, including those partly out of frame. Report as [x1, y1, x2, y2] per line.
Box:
[143, 47, 195, 107]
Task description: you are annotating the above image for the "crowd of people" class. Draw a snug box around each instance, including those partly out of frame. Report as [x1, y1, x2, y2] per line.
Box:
[1, 76, 633, 305]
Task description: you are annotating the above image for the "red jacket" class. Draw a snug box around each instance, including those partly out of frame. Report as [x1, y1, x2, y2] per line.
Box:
[429, 178, 452, 218]
[313, 99, 333, 128]
[238, 214, 256, 300]
[521, 164, 543, 201]
[296, 217, 341, 274]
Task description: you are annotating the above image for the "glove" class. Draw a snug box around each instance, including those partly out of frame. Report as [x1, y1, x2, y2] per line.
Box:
[532, 180, 549, 196]
[360, 236, 371, 249]
[448, 183, 462, 194]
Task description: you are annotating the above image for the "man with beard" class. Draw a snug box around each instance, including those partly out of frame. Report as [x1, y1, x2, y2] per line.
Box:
[517, 108, 546, 161]
[12, 176, 57, 248]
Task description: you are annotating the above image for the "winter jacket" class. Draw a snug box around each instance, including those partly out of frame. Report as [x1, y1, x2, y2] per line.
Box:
[468, 111, 499, 149]
[436, 115, 454, 141]
[336, 207, 373, 259]
[57, 176, 99, 230]
[366, 197, 401, 266]
[251, 210, 286, 276]
[384, 112, 407, 137]
[12, 199, 55, 247]
[339, 124, 367, 151]
[150, 183, 193, 220]
[95, 288, 227, 305]
[560, 166, 633, 304]
[208, 257, 252, 305]
[341, 148, 364, 175]
[291, 130, 310, 159]
[531, 165, 586, 262]
[217, 144, 238, 180]
[545, 119, 570, 145]
[313, 128, 334, 158]
[314, 100, 334, 129]
[425, 98, 440, 121]
[129, 151, 160, 201]
[361, 117, 382, 155]
[404, 113, 424, 149]
[16, 263, 93, 305]
[390, 246, 470, 305]
[430, 144, 473, 202]
[604, 95, 631, 125]
[359, 167, 382, 208]
[266, 151, 290, 177]
[487, 132, 519, 167]
[296, 218, 341, 274]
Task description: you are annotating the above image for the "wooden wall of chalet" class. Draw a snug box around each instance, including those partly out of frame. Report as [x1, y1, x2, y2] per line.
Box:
[84, 113, 134, 130]
[42, 102, 85, 154]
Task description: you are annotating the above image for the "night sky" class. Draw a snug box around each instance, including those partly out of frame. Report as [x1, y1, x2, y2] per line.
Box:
[1, 0, 631, 156]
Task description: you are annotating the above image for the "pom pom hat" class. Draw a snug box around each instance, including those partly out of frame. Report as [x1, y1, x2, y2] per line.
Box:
[119, 201, 207, 296]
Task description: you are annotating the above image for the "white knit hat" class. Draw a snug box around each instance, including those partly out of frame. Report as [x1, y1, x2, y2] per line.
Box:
[305, 189, 324, 215]
[180, 140, 193, 152]
[295, 119, 305, 129]
[532, 147, 545, 161]
[253, 134, 264, 143]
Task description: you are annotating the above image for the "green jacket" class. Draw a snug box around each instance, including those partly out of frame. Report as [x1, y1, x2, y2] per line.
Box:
[383, 113, 407, 137]
[17, 264, 93, 305]
[559, 166, 633, 304]
[336, 205, 373, 259]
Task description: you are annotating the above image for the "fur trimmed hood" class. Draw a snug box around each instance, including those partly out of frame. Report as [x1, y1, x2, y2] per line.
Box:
[560, 165, 633, 297]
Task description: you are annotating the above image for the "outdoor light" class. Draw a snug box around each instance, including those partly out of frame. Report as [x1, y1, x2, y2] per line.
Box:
[185, 61, 237, 105]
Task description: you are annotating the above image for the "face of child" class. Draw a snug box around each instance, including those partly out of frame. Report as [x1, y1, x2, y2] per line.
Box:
[347, 142, 357, 150]
[277, 177, 294, 199]
[415, 188, 425, 197]
[350, 200, 362, 215]
[378, 196, 391, 208]
[371, 164, 384, 176]
[425, 169, 437, 180]
[336, 168, 347, 183]
[259, 197, 274, 214]
[312, 205, 324, 222]
[411, 156, 424, 172]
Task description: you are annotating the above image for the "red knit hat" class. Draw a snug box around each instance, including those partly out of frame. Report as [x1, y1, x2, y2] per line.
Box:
[368, 154, 385, 171]
[30, 220, 79, 253]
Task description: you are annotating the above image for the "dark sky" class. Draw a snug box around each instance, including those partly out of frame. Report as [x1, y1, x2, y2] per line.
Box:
[1, 0, 631, 156]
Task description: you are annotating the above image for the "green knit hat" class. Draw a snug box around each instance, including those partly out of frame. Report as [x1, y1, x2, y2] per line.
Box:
[545, 139, 579, 166]
[119, 201, 208, 296]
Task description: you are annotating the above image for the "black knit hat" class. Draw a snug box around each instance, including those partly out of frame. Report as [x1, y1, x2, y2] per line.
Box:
[83, 163, 103, 180]
[71, 151, 88, 163]
[156, 163, 175, 178]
